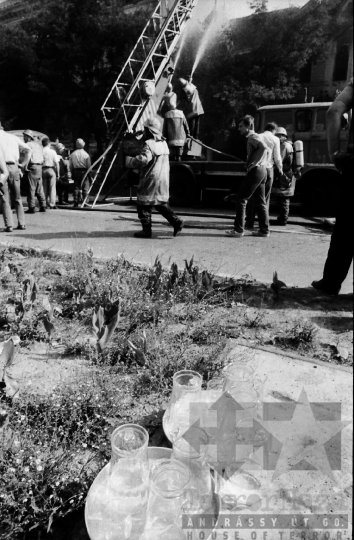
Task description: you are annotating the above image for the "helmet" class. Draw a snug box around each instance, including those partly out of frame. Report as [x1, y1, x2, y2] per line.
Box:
[76, 138, 85, 149]
[23, 129, 35, 140]
[56, 143, 65, 153]
[144, 117, 162, 136]
[276, 127, 288, 137]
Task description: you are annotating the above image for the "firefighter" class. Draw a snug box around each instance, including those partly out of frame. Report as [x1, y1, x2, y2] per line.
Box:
[125, 117, 184, 239]
[272, 127, 296, 226]
[163, 95, 190, 161]
[56, 143, 70, 205]
[178, 78, 204, 140]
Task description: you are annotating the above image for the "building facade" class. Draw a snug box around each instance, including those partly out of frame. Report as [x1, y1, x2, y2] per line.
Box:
[304, 0, 353, 100]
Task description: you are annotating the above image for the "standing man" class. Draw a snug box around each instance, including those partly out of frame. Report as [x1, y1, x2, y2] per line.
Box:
[56, 143, 70, 205]
[42, 138, 59, 209]
[246, 122, 283, 229]
[0, 129, 31, 232]
[23, 130, 46, 214]
[125, 117, 184, 238]
[312, 78, 353, 295]
[69, 139, 91, 208]
[226, 115, 270, 238]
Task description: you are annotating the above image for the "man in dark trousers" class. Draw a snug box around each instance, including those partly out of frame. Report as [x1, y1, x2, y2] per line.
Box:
[23, 130, 46, 214]
[69, 138, 91, 207]
[312, 77, 353, 295]
[226, 115, 270, 238]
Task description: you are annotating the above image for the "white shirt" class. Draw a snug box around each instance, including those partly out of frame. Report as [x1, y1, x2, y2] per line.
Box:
[69, 149, 91, 171]
[261, 130, 282, 171]
[43, 146, 60, 168]
[0, 131, 30, 164]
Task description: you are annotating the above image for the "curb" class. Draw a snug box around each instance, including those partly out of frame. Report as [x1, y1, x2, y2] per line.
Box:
[229, 338, 353, 374]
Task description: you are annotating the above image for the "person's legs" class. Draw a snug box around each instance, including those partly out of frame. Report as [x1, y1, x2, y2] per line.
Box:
[27, 171, 37, 211]
[277, 197, 290, 224]
[82, 174, 91, 202]
[47, 169, 57, 208]
[8, 165, 25, 227]
[323, 159, 353, 289]
[73, 170, 82, 205]
[234, 167, 267, 234]
[313, 158, 353, 293]
[136, 204, 153, 237]
[42, 170, 49, 206]
[155, 203, 180, 226]
[265, 168, 274, 210]
[155, 203, 184, 236]
[253, 172, 269, 235]
[0, 178, 14, 229]
[245, 196, 256, 229]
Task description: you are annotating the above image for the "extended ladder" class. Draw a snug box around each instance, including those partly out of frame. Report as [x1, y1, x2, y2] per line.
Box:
[82, 0, 199, 209]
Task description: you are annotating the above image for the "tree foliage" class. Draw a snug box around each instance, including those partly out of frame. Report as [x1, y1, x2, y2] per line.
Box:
[0, 0, 145, 147]
[176, 0, 346, 150]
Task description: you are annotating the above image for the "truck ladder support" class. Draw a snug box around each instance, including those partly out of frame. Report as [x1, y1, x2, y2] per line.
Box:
[81, 0, 199, 209]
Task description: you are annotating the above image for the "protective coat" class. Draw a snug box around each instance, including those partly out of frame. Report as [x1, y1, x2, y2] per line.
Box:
[127, 139, 170, 206]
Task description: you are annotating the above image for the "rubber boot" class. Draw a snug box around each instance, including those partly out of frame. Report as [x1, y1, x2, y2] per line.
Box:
[134, 228, 152, 239]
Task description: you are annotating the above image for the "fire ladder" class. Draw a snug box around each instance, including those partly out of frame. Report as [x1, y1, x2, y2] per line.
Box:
[81, 0, 199, 209]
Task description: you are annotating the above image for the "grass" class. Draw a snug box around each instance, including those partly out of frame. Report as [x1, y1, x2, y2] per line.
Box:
[0, 246, 352, 539]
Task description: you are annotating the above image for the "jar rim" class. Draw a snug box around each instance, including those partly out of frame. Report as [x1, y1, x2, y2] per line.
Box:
[173, 370, 203, 386]
[151, 460, 190, 497]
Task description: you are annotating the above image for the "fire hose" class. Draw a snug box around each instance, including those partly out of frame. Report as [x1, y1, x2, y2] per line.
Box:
[79, 134, 245, 199]
[188, 136, 244, 162]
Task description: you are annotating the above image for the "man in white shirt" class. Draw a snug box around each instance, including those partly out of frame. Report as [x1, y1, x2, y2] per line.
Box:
[23, 130, 46, 214]
[246, 122, 283, 229]
[42, 137, 60, 209]
[0, 130, 31, 232]
[69, 139, 91, 207]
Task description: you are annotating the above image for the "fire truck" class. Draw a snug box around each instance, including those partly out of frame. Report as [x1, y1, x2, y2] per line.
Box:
[84, 0, 348, 215]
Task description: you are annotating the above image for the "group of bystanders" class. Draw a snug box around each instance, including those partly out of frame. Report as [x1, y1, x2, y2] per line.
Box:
[0, 128, 92, 232]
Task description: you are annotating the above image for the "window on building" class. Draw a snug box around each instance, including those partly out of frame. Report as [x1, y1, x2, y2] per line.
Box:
[264, 111, 293, 132]
[296, 110, 312, 132]
[314, 109, 327, 132]
[333, 45, 349, 81]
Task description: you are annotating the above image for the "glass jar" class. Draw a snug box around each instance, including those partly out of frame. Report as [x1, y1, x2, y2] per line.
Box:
[172, 427, 213, 514]
[163, 370, 203, 443]
[223, 363, 263, 419]
[109, 425, 149, 539]
[141, 460, 190, 540]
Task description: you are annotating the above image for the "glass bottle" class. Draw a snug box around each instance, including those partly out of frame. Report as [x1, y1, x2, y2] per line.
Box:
[109, 425, 149, 539]
[223, 363, 263, 419]
[163, 370, 203, 442]
[141, 460, 190, 540]
[172, 427, 213, 514]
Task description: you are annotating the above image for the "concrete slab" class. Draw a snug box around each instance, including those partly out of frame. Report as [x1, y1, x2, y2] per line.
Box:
[207, 343, 353, 540]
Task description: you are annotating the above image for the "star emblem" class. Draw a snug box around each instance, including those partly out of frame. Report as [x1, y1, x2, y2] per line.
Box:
[263, 389, 351, 481]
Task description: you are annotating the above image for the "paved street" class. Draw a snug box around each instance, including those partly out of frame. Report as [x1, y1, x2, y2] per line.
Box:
[1, 207, 352, 294]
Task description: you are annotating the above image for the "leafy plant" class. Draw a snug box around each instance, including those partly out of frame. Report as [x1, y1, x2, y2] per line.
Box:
[92, 300, 121, 353]
[0, 336, 20, 399]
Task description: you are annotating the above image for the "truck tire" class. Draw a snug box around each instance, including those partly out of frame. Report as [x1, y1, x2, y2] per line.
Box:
[169, 165, 196, 207]
[300, 170, 339, 216]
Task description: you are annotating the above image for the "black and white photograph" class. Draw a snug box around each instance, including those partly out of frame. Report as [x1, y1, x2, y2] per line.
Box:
[0, 1, 352, 539]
